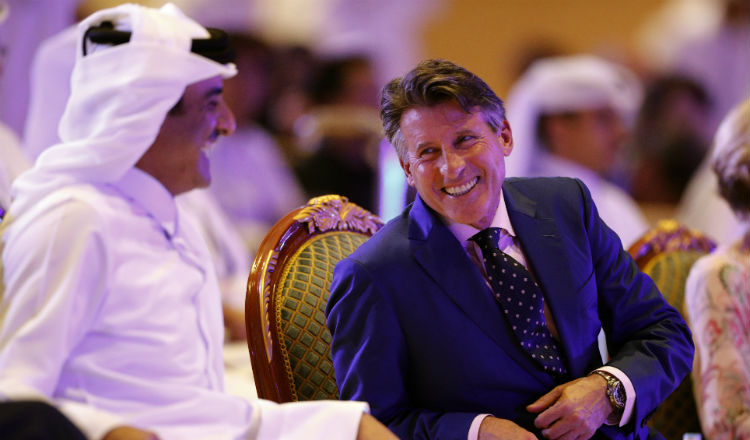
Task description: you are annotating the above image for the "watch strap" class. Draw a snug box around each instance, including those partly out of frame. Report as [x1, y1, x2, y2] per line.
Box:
[592, 370, 626, 412]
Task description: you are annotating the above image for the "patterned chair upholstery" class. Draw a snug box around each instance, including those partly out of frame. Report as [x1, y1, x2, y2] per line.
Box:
[627, 219, 716, 440]
[245, 195, 384, 402]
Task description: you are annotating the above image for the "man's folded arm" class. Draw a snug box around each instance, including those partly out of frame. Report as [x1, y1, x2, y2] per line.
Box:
[576, 178, 694, 428]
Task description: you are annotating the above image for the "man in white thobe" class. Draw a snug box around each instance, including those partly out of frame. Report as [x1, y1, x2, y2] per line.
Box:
[0, 4, 394, 440]
[505, 55, 649, 248]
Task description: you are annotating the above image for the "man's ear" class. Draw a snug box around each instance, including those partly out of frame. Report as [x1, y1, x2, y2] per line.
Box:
[399, 157, 416, 187]
[498, 119, 514, 157]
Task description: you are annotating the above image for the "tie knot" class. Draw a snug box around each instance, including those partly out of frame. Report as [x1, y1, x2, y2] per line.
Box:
[469, 227, 503, 250]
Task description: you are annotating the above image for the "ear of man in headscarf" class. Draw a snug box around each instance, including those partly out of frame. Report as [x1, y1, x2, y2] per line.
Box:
[504, 54, 642, 177]
[9, 3, 236, 214]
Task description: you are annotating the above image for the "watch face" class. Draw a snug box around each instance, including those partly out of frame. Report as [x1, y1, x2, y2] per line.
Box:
[612, 382, 626, 407]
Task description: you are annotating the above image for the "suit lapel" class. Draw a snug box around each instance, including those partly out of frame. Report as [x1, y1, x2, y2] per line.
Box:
[503, 183, 590, 376]
[407, 197, 548, 374]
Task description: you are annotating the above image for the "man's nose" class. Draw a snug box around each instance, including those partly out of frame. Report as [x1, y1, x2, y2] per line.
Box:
[440, 149, 465, 178]
[217, 99, 236, 136]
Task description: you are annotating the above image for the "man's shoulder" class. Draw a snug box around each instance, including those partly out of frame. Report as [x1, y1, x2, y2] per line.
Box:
[505, 176, 585, 194]
[9, 183, 124, 234]
[346, 208, 412, 264]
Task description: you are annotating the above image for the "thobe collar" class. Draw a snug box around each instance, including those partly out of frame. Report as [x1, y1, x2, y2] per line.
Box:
[113, 167, 178, 237]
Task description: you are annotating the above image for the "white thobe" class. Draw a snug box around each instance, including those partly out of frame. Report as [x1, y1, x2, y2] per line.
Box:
[528, 152, 649, 248]
[0, 168, 366, 440]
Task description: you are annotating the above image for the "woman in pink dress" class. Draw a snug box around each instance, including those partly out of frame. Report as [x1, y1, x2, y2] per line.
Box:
[685, 99, 750, 440]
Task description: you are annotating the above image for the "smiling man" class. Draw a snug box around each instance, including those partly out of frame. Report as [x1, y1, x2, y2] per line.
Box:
[0, 4, 395, 440]
[326, 59, 694, 440]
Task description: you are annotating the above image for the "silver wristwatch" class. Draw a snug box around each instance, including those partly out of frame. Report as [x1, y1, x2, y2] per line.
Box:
[592, 370, 625, 412]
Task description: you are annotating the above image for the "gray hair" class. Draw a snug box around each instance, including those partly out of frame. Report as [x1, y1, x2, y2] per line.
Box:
[379, 59, 506, 161]
[711, 99, 750, 218]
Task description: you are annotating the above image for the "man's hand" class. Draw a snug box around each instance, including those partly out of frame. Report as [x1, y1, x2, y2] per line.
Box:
[526, 374, 612, 440]
[102, 426, 160, 440]
[478, 416, 537, 440]
[356, 413, 398, 440]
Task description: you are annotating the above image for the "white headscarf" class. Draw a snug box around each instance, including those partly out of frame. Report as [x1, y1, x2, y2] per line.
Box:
[504, 54, 642, 177]
[9, 3, 236, 214]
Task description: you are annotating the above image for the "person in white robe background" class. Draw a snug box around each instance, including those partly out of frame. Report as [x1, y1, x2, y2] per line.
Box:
[505, 54, 649, 248]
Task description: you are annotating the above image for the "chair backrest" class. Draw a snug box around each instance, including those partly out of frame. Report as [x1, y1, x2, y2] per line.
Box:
[245, 195, 384, 402]
[627, 219, 716, 440]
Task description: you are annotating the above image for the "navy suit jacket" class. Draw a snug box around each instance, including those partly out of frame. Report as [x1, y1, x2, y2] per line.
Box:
[326, 177, 693, 440]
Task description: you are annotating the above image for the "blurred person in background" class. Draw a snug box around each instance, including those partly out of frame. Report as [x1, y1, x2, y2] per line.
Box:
[208, 33, 305, 254]
[685, 99, 750, 440]
[637, 0, 749, 134]
[260, 43, 318, 162]
[0, 0, 31, 214]
[629, 75, 712, 205]
[0, 0, 79, 137]
[293, 54, 383, 212]
[505, 54, 649, 247]
[670, 0, 749, 133]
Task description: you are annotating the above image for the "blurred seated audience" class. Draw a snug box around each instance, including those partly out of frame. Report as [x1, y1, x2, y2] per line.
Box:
[630, 75, 712, 204]
[293, 54, 382, 212]
[0, 3, 31, 215]
[208, 33, 305, 253]
[506, 54, 649, 247]
[671, 0, 749, 133]
[260, 44, 318, 162]
[685, 99, 750, 440]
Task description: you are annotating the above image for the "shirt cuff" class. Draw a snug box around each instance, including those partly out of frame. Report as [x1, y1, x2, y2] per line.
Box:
[254, 399, 369, 440]
[596, 365, 636, 427]
[468, 414, 492, 440]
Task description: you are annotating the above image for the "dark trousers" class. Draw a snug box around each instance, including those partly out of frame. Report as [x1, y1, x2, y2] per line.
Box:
[0, 401, 87, 440]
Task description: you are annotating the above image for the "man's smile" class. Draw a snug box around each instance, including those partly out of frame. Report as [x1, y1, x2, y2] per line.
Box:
[443, 176, 479, 196]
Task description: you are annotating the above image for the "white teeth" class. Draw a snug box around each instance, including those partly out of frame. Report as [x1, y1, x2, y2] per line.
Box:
[202, 142, 217, 154]
[444, 177, 478, 196]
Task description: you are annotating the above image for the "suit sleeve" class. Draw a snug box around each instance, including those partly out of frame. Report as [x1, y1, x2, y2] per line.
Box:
[575, 179, 694, 433]
[327, 259, 478, 440]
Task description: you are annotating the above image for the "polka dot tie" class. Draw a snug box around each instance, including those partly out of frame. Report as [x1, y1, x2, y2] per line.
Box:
[469, 227, 567, 376]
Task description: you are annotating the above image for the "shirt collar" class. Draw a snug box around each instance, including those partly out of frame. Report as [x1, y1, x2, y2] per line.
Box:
[112, 167, 178, 237]
[444, 189, 517, 244]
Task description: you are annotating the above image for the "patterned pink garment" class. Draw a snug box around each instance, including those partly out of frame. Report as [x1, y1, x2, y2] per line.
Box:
[685, 233, 750, 440]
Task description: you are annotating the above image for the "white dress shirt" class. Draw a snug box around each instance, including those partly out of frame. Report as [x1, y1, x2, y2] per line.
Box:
[441, 191, 635, 440]
[0, 168, 366, 440]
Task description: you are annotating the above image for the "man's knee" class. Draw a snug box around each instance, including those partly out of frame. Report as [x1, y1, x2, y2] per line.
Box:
[0, 400, 86, 439]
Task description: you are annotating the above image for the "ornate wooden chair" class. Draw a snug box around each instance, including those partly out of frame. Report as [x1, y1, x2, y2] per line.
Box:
[245, 195, 384, 402]
[627, 219, 716, 440]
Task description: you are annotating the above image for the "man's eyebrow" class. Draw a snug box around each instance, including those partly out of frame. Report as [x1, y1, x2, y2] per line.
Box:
[204, 87, 223, 99]
[454, 128, 477, 138]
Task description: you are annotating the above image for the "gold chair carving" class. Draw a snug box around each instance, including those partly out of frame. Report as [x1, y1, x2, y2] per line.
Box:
[627, 220, 716, 440]
[246, 195, 384, 402]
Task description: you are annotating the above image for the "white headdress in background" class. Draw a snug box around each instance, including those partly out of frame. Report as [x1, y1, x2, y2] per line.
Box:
[504, 54, 642, 177]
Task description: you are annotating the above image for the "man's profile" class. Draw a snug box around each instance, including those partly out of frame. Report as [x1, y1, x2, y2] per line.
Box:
[0, 4, 394, 440]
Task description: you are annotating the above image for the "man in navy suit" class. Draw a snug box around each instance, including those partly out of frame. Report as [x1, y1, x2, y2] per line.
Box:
[326, 59, 693, 440]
